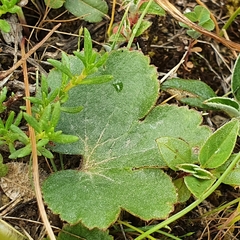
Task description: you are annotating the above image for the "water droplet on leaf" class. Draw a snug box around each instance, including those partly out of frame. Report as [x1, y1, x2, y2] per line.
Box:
[113, 82, 123, 92]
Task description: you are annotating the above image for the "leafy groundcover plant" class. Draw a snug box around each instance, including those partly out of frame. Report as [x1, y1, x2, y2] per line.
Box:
[38, 29, 240, 238]
[1, 1, 240, 238]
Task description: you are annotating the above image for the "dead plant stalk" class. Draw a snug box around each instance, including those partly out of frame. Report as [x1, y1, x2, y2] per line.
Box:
[19, 26, 61, 240]
[0, 23, 61, 80]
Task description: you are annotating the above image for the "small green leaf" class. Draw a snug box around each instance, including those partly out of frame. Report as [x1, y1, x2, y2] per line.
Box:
[0, 122, 4, 130]
[38, 147, 54, 159]
[13, 111, 22, 126]
[0, 86, 7, 103]
[48, 88, 59, 103]
[156, 137, 192, 170]
[73, 51, 86, 66]
[184, 175, 215, 198]
[0, 19, 10, 32]
[134, 20, 152, 37]
[64, 0, 108, 23]
[51, 134, 79, 143]
[26, 96, 43, 105]
[84, 28, 93, 65]
[10, 124, 29, 145]
[62, 51, 70, 67]
[173, 178, 191, 203]
[39, 104, 52, 125]
[232, 54, 240, 102]
[186, 30, 201, 39]
[214, 154, 240, 187]
[23, 113, 42, 133]
[194, 5, 211, 25]
[48, 59, 73, 78]
[9, 145, 32, 159]
[0, 154, 8, 177]
[108, 33, 126, 43]
[37, 138, 49, 148]
[139, 2, 165, 16]
[44, 0, 65, 9]
[201, 19, 215, 31]
[204, 97, 240, 117]
[60, 105, 83, 113]
[177, 163, 198, 174]
[179, 5, 214, 39]
[7, 5, 21, 14]
[184, 12, 198, 22]
[5, 111, 15, 130]
[199, 119, 239, 169]
[51, 102, 61, 127]
[94, 52, 109, 68]
[58, 222, 113, 240]
[192, 167, 214, 180]
[161, 78, 216, 109]
[41, 75, 49, 97]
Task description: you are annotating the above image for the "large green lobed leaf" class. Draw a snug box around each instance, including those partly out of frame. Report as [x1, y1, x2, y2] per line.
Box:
[42, 50, 211, 229]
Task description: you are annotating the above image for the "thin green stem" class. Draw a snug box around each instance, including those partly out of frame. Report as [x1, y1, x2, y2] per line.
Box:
[16, 8, 30, 36]
[59, 153, 64, 170]
[127, 0, 154, 49]
[135, 152, 240, 240]
[117, 220, 156, 240]
[220, 7, 240, 37]
[49, 157, 58, 172]
[110, 4, 130, 51]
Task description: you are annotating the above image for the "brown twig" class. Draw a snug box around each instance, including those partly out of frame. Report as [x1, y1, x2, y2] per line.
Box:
[155, 0, 240, 52]
[20, 28, 59, 240]
[0, 23, 61, 80]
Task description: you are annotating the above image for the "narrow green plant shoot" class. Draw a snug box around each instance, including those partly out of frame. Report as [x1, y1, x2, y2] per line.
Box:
[0, 0, 27, 33]
[49, 28, 112, 93]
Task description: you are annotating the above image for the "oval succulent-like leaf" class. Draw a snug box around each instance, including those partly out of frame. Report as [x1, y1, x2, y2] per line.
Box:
[173, 178, 191, 203]
[139, 1, 165, 16]
[199, 119, 239, 169]
[214, 154, 240, 187]
[43, 50, 211, 229]
[161, 78, 216, 109]
[204, 97, 240, 117]
[65, 0, 108, 23]
[184, 175, 215, 198]
[156, 137, 192, 170]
